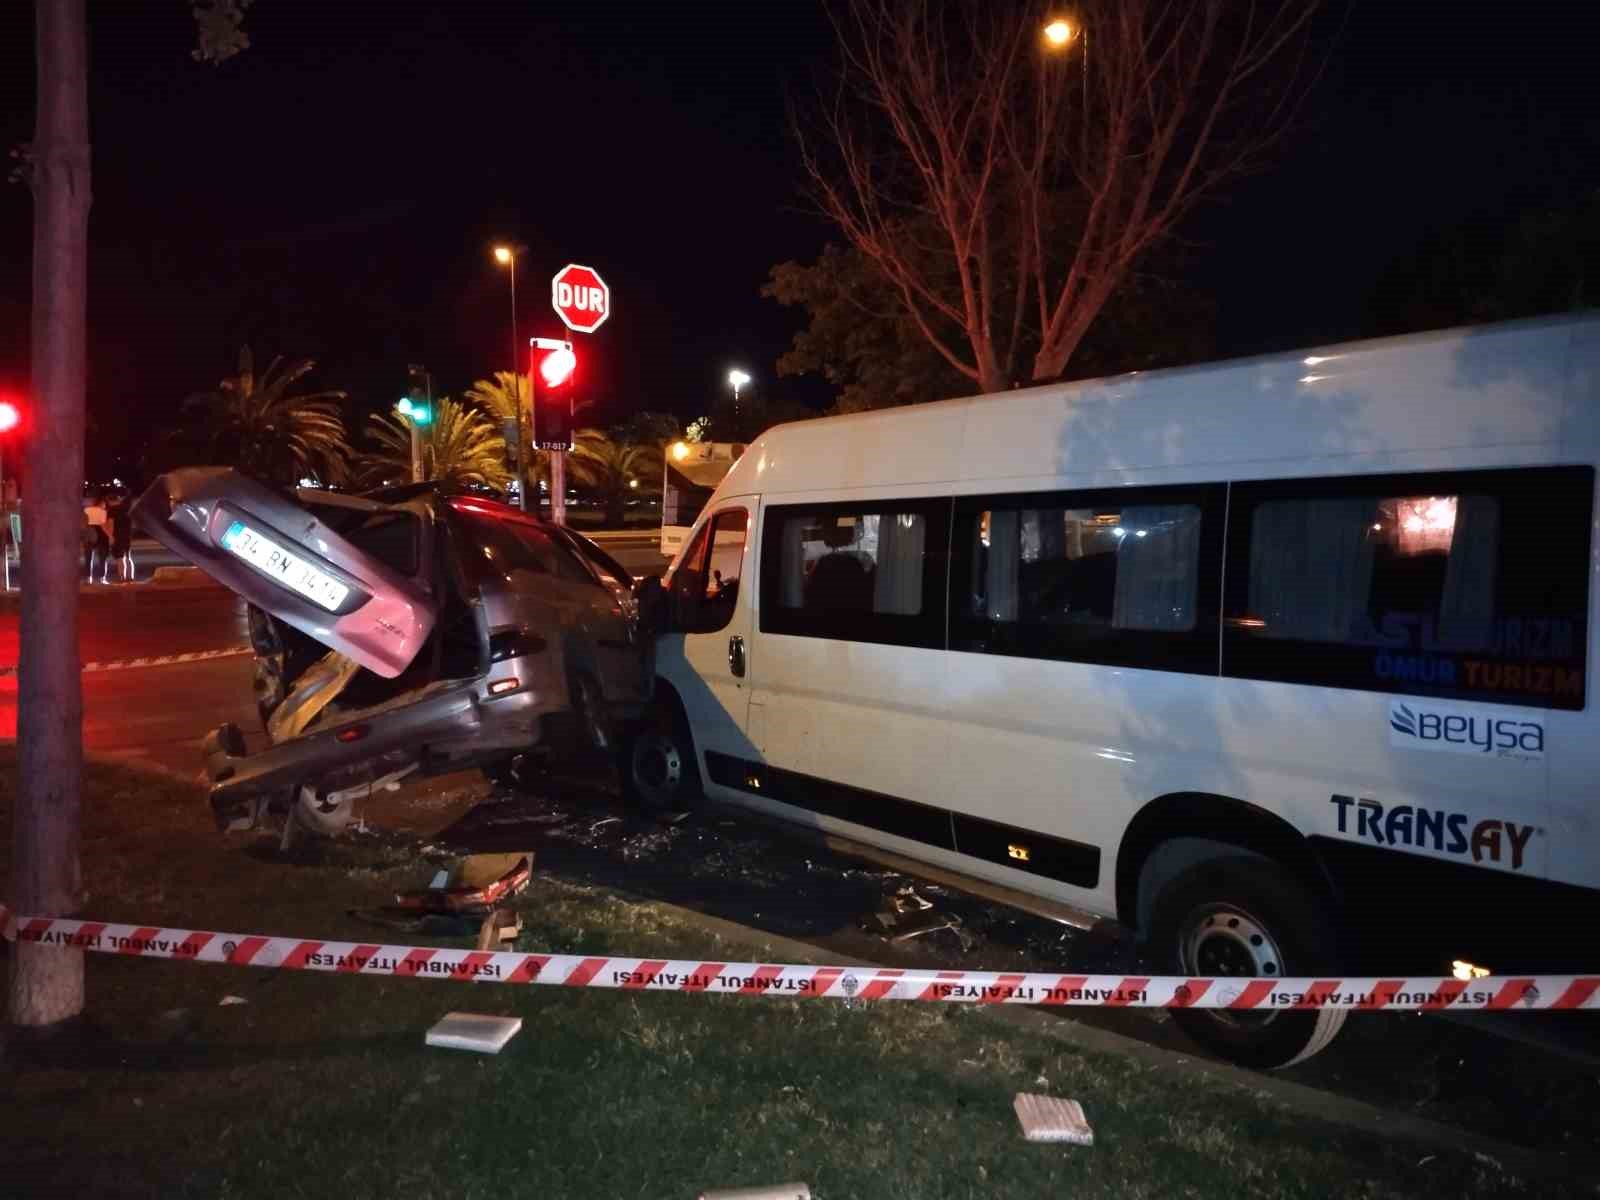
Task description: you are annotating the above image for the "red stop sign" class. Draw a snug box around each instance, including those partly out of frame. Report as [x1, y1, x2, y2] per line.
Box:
[551, 263, 610, 333]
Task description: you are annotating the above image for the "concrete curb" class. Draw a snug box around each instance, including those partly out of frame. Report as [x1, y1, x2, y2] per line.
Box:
[574, 528, 662, 543]
[631, 893, 1598, 1186]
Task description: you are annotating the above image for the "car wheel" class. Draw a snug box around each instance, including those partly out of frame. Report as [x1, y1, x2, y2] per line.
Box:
[483, 753, 538, 792]
[294, 782, 355, 837]
[1150, 855, 1348, 1069]
[572, 672, 615, 752]
[621, 703, 702, 813]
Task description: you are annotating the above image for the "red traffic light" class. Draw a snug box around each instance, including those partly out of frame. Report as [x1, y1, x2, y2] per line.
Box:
[0, 402, 19, 433]
[538, 345, 576, 388]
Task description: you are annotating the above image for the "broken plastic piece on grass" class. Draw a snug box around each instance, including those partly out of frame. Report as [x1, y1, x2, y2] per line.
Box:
[1013, 1094, 1093, 1145]
[394, 853, 533, 915]
[219, 995, 247, 1006]
[425, 1012, 523, 1055]
[696, 1184, 811, 1200]
[475, 907, 523, 951]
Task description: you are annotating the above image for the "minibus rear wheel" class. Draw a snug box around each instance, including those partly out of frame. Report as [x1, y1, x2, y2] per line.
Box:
[1150, 855, 1347, 1069]
[621, 700, 702, 813]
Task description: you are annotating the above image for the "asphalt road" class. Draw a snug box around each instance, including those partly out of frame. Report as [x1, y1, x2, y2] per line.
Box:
[0, 581, 249, 669]
[0, 582, 256, 775]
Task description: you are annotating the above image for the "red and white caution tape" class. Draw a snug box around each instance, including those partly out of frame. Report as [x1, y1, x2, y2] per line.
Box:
[3, 907, 1596, 1011]
[0, 646, 251, 678]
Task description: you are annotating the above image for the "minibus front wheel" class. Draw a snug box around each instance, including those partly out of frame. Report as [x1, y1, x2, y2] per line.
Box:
[1151, 855, 1347, 1069]
[621, 699, 702, 813]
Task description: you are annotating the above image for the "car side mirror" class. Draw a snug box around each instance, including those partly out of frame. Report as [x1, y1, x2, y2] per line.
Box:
[634, 574, 667, 635]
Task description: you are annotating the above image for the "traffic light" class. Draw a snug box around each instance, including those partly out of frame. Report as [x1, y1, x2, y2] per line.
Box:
[395, 397, 431, 426]
[404, 364, 432, 425]
[531, 340, 575, 450]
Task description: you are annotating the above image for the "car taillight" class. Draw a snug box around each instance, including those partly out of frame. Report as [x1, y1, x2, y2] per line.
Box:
[489, 630, 546, 662]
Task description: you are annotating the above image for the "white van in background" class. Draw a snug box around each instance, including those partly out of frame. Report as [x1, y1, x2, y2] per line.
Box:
[624, 313, 1600, 1068]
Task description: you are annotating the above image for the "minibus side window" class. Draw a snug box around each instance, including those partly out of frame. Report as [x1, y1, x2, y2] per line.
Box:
[1223, 465, 1593, 710]
[948, 485, 1224, 674]
[759, 499, 950, 648]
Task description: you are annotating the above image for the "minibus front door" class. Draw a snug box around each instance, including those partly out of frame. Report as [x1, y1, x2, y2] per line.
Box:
[658, 500, 757, 779]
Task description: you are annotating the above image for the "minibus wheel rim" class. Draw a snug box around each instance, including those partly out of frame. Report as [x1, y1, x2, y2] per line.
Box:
[1178, 902, 1284, 1029]
[632, 734, 682, 798]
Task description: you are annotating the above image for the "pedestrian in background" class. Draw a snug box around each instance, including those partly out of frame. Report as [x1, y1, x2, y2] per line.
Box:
[105, 490, 134, 583]
[83, 491, 109, 583]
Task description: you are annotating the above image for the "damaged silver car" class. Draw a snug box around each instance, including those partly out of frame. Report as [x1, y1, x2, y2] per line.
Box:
[132, 468, 659, 835]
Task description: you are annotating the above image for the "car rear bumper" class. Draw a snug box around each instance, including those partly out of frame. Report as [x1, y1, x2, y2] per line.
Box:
[203, 677, 560, 831]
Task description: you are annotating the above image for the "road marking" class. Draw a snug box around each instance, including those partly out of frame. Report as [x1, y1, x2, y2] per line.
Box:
[0, 645, 251, 678]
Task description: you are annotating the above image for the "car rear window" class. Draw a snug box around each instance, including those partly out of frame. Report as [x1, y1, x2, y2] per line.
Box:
[336, 511, 420, 577]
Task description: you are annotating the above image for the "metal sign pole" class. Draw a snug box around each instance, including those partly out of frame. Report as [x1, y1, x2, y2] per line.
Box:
[551, 446, 566, 527]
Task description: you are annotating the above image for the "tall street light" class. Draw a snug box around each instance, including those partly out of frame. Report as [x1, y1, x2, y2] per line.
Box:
[493, 243, 529, 509]
[1043, 18, 1075, 48]
[1042, 16, 1086, 106]
[728, 368, 751, 424]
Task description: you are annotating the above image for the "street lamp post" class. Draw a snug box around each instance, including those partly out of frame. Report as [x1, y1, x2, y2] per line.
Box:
[727, 368, 751, 429]
[1042, 16, 1087, 104]
[494, 244, 529, 510]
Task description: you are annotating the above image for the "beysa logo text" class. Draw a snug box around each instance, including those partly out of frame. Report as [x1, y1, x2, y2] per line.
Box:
[1329, 795, 1537, 871]
[1389, 701, 1544, 761]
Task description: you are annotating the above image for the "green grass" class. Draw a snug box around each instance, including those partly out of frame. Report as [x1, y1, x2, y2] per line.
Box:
[0, 754, 1578, 1199]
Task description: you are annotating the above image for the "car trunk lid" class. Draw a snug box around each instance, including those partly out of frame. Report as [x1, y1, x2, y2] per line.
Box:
[131, 467, 438, 678]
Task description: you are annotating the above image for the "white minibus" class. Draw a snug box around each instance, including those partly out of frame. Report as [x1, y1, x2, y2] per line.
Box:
[623, 314, 1600, 1067]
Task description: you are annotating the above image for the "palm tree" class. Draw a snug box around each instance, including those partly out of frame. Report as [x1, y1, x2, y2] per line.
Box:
[173, 347, 351, 486]
[566, 427, 666, 527]
[360, 396, 511, 491]
[462, 370, 550, 496]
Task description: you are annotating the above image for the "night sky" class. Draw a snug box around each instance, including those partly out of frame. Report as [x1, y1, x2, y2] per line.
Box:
[2, 1, 1597, 484]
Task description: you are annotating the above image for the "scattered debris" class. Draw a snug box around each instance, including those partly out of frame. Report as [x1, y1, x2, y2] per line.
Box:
[889, 910, 965, 944]
[424, 1012, 523, 1054]
[348, 907, 482, 937]
[658, 810, 692, 825]
[394, 853, 532, 915]
[590, 817, 623, 834]
[863, 885, 975, 948]
[1013, 1093, 1093, 1145]
[475, 907, 523, 951]
[696, 1184, 811, 1200]
[218, 995, 248, 1007]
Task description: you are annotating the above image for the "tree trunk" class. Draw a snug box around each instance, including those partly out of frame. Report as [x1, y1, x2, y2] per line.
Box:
[11, 0, 90, 1028]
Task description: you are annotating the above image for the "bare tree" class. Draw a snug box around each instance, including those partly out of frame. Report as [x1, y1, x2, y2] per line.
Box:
[801, 0, 1323, 393]
[10, 0, 250, 1030]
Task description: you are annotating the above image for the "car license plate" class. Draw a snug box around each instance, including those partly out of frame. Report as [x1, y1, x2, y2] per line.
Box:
[220, 520, 349, 612]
